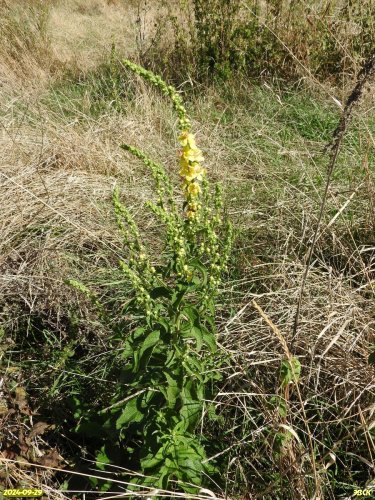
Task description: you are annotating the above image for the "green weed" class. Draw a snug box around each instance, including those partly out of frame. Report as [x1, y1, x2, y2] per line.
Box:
[67, 62, 233, 494]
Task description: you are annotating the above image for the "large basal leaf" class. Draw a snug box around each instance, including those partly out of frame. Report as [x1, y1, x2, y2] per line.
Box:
[164, 370, 181, 408]
[179, 398, 202, 431]
[134, 329, 161, 372]
[140, 445, 165, 471]
[115, 395, 144, 429]
[121, 327, 146, 359]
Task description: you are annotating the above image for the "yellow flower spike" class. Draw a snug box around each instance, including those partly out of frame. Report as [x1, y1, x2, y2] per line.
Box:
[178, 129, 206, 217]
[189, 165, 205, 180]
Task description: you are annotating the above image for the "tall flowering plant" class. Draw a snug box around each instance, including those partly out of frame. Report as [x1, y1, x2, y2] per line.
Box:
[68, 61, 233, 495]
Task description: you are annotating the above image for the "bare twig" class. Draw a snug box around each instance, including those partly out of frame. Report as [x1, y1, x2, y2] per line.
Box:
[292, 52, 375, 342]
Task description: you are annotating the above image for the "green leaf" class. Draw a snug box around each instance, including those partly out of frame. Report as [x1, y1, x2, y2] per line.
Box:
[191, 275, 202, 286]
[165, 347, 178, 368]
[181, 325, 203, 351]
[139, 330, 160, 358]
[68, 395, 82, 419]
[155, 317, 170, 334]
[270, 396, 288, 418]
[273, 431, 292, 454]
[121, 327, 145, 359]
[134, 330, 160, 372]
[172, 287, 187, 310]
[200, 325, 217, 353]
[180, 309, 217, 352]
[280, 357, 301, 387]
[181, 306, 199, 324]
[141, 445, 165, 471]
[99, 482, 112, 492]
[150, 286, 172, 299]
[132, 327, 147, 339]
[121, 342, 132, 358]
[206, 403, 224, 424]
[116, 396, 144, 429]
[164, 371, 180, 408]
[96, 446, 111, 471]
[188, 259, 208, 285]
[184, 354, 204, 381]
[179, 398, 201, 430]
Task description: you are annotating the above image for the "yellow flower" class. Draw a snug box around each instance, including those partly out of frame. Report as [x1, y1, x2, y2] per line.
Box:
[189, 166, 205, 182]
[186, 209, 197, 219]
[179, 131, 196, 149]
[188, 201, 199, 211]
[179, 155, 189, 170]
[180, 163, 205, 182]
[187, 182, 201, 197]
[182, 147, 204, 164]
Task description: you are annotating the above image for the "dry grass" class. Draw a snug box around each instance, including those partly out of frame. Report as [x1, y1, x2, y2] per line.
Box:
[49, 0, 138, 72]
